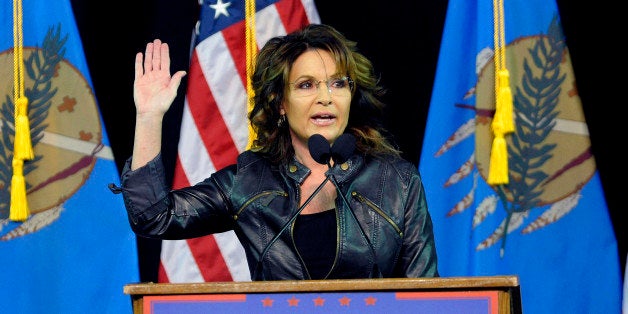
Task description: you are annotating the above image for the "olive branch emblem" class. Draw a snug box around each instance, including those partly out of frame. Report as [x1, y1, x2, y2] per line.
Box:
[438, 16, 590, 256]
[478, 16, 588, 254]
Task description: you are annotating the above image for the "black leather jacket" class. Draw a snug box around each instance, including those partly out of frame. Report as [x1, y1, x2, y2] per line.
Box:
[118, 151, 438, 280]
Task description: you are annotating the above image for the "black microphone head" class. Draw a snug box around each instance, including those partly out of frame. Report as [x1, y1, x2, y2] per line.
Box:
[330, 133, 356, 164]
[308, 134, 331, 165]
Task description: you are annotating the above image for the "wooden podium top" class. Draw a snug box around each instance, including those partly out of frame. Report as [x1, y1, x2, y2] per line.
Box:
[124, 275, 519, 295]
[124, 275, 522, 314]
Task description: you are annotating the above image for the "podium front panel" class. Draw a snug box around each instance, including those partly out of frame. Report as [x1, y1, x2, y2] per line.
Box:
[143, 290, 500, 313]
[124, 276, 522, 314]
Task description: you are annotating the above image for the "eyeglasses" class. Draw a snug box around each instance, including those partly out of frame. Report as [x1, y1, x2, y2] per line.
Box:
[288, 76, 354, 97]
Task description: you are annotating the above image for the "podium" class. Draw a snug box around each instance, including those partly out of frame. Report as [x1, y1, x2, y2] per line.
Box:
[124, 275, 522, 314]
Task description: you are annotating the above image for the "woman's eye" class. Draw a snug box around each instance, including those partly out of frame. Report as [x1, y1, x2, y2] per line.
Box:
[297, 81, 314, 89]
[331, 79, 347, 88]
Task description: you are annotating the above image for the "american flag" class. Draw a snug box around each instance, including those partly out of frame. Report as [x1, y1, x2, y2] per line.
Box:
[158, 0, 321, 283]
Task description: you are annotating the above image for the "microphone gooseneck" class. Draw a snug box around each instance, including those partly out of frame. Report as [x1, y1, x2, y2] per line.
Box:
[253, 134, 332, 280]
[311, 133, 381, 277]
[308, 133, 384, 277]
[253, 173, 331, 280]
[253, 133, 381, 280]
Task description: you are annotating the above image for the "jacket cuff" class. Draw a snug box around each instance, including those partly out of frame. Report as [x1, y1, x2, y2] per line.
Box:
[120, 154, 170, 222]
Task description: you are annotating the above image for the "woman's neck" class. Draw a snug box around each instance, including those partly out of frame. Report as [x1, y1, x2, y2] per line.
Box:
[292, 135, 324, 169]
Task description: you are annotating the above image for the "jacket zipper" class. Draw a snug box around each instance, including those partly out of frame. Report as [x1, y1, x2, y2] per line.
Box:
[351, 191, 403, 237]
[290, 221, 311, 279]
[234, 190, 288, 219]
[327, 207, 341, 278]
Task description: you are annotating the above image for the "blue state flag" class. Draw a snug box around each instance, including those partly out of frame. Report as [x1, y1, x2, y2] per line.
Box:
[0, 1, 139, 313]
[419, 0, 622, 313]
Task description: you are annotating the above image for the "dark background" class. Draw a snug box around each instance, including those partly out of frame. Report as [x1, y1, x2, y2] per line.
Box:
[70, 1, 625, 282]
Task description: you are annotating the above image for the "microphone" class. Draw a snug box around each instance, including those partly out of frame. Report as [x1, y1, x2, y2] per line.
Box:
[330, 133, 356, 164]
[309, 133, 356, 166]
[308, 134, 331, 165]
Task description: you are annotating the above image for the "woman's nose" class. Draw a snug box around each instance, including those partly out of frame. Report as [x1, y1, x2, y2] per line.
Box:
[316, 82, 332, 105]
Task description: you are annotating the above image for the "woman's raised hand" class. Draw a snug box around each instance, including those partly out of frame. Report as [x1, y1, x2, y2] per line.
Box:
[130, 39, 187, 170]
[133, 39, 187, 117]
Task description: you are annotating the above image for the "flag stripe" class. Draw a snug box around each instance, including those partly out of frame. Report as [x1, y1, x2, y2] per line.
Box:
[222, 21, 250, 86]
[175, 79, 216, 187]
[275, 0, 309, 30]
[202, 31, 249, 153]
[160, 0, 320, 283]
[214, 231, 251, 281]
[188, 236, 234, 281]
[160, 239, 205, 282]
[193, 39, 244, 167]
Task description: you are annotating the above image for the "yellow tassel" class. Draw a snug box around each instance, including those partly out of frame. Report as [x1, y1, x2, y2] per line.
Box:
[10, 158, 30, 221]
[496, 70, 514, 133]
[487, 135, 509, 185]
[14, 96, 34, 160]
[488, 0, 511, 187]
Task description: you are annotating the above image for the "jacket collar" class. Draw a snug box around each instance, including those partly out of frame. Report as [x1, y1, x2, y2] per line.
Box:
[283, 154, 364, 185]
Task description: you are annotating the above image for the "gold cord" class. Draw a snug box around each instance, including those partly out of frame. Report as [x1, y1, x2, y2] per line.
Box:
[487, 0, 514, 185]
[10, 0, 32, 221]
[245, 0, 257, 149]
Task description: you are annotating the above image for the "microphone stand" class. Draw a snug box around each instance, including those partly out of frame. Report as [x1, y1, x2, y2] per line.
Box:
[326, 160, 382, 278]
[252, 133, 382, 280]
[252, 174, 332, 280]
[252, 135, 333, 280]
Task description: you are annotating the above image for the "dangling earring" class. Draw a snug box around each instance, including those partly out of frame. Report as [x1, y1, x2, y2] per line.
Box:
[277, 114, 286, 127]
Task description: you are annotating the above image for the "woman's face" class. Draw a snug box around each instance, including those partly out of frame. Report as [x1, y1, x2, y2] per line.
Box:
[281, 49, 352, 148]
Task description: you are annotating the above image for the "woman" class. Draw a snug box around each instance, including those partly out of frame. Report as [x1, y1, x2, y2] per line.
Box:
[117, 24, 438, 280]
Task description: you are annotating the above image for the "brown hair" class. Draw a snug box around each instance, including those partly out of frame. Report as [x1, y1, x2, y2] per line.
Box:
[249, 24, 399, 163]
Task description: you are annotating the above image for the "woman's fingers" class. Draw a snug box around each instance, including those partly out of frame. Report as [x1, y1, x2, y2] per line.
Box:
[144, 41, 153, 72]
[160, 42, 170, 73]
[139, 39, 169, 75]
[134, 52, 144, 80]
[169, 70, 187, 91]
[136, 39, 172, 80]
[152, 39, 162, 71]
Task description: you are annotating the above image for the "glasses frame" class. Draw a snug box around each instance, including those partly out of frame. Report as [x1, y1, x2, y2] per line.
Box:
[288, 76, 354, 97]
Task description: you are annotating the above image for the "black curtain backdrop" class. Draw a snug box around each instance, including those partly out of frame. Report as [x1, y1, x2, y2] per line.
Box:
[70, 1, 625, 282]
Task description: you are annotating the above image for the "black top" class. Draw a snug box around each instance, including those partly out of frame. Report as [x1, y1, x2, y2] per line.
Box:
[293, 210, 337, 279]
